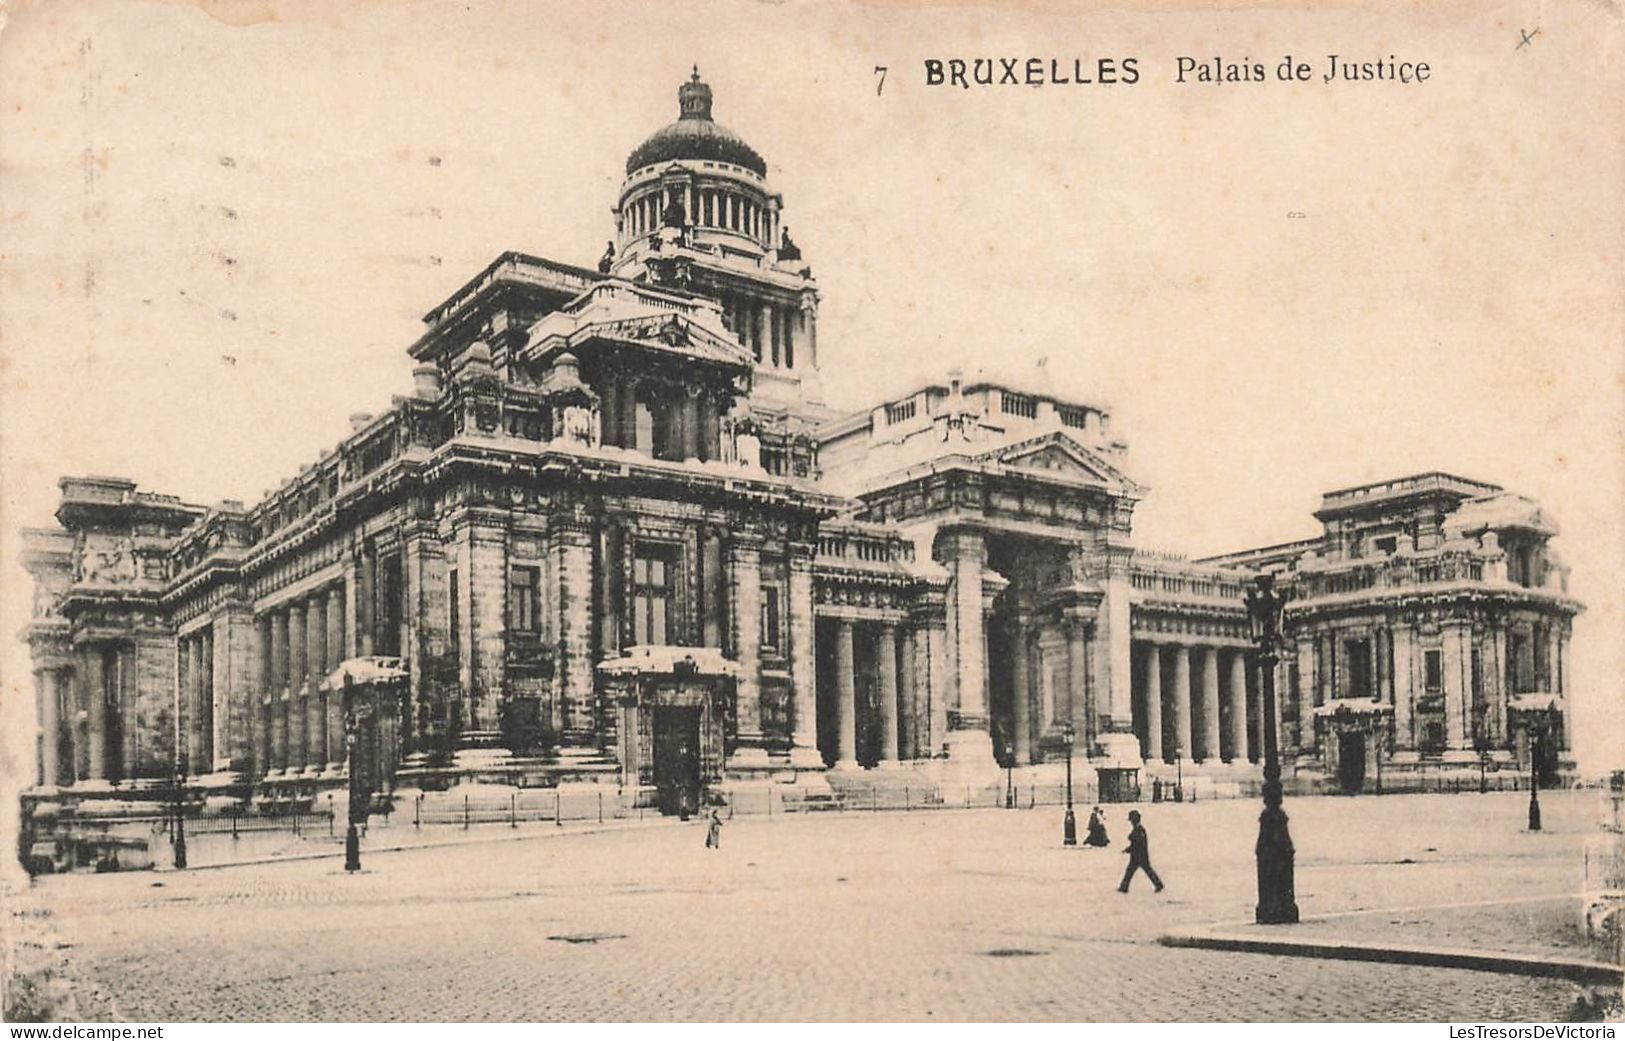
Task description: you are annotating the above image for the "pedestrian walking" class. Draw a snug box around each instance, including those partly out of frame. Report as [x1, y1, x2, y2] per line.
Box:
[704, 807, 723, 849]
[1118, 809, 1164, 893]
[1084, 806, 1110, 847]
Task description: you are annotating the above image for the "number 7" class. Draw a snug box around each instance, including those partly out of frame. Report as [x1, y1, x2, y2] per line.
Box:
[875, 66, 887, 95]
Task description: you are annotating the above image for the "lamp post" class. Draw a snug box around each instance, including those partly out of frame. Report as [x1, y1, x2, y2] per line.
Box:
[1245, 573, 1299, 925]
[171, 762, 188, 871]
[1527, 712, 1546, 832]
[1004, 741, 1015, 809]
[343, 676, 364, 873]
[1061, 723, 1077, 846]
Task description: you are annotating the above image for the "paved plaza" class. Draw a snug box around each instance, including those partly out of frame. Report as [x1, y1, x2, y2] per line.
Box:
[7, 790, 1613, 1022]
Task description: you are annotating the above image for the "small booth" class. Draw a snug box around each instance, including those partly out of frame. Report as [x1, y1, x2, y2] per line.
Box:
[1507, 694, 1565, 785]
[1314, 698, 1394, 795]
[596, 646, 739, 816]
[322, 657, 409, 815]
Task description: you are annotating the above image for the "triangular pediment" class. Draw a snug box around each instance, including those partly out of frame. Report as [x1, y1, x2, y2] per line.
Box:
[982, 432, 1142, 497]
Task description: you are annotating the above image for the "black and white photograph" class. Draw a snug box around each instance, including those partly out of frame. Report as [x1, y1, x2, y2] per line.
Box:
[0, 0, 1620, 1026]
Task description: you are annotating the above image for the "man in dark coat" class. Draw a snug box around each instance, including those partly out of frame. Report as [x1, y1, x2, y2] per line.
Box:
[1118, 809, 1165, 893]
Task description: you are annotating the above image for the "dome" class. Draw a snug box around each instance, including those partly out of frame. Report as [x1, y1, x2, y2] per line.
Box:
[625, 68, 766, 178]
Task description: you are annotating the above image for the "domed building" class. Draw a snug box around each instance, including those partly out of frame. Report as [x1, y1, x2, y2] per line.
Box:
[612, 68, 821, 410]
[15, 71, 1582, 870]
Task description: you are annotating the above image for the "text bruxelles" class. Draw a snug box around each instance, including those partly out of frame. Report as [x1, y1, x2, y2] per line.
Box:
[921, 55, 1430, 88]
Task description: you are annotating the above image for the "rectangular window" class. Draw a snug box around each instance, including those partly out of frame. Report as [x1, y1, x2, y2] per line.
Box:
[1345, 638, 1371, 698]
[376, 552, 403, 657]
[761, 585, 782, 655]
[508, 565, 540, 633]
[1424, 649, 1443, 692]
[632, 545, 677, 646]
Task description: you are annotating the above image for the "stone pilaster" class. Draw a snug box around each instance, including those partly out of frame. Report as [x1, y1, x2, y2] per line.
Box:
[39, 668, 62, 787]
[1068, 614, 1091, 745]
[216, 603, 257, 776]
[326, 585, 345, 770]
[1443, 622, 1472, 752]
[943, 530, 990, 746]
[1295, 639, 1317, 754]
[787, 546, 822, 768]
[81, 646, 106, 782]
[1392, 624, 1415, 751]
[553, 515, 594, 743]
[727, 535, 763, 745]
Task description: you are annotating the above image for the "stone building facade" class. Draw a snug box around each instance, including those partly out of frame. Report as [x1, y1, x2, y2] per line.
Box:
[19, 72, 1583, 827]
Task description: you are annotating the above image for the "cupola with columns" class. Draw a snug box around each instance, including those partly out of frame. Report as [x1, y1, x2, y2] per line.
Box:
[612, 68, 822, 407]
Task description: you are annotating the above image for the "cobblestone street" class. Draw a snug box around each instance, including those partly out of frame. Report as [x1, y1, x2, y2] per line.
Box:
[11, 791, 1606, 1021]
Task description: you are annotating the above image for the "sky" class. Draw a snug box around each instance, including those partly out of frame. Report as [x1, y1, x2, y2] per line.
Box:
[1, 0, 1620, 809]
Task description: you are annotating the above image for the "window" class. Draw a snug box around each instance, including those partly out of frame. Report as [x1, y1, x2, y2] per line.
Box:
[1373, 536, 1397, 555]
[1345, 639, 1371, 698]
[632, 545, 677, 646]
[761, 585, 782, 655]
[376, 552, 403, 657]
[1424, 649, 1443, 692]
[508, 566, 540, 634]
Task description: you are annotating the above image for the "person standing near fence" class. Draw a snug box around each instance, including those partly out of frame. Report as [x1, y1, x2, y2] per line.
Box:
[1118, 810, 1164, 893]
[704, 807, 724, 850]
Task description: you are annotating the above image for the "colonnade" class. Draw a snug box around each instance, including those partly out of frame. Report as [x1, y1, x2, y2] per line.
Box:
[1133, 640, 1259, 765]
[256, 584, 347, 778]
[623, 185, 772, 246]
[177, 627, 215, 773]
[822, 616, 927, 768]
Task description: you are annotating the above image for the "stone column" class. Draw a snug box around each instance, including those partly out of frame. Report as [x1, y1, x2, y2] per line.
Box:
[255, 614, 272, 776]
[40, 668, 62, 787]
[1010, 617, 1031, 765]
[287, 601, 307, 773]
[82, 646, 107, 782]
[359, 549, 377, 657]
[787, 549, 821, 767]
[944, 531, 991, 760]
[1226, 649, 1248, 764]
[117, 646, 138, 783]
[200, 627, 215, 768]
[554, 517, 594, 743]
[271, 607, 290, 773]
[876, 622, 899, 764]
[326, 587, 345, 770]
[1171, 645, 1192, 762]
[834, 618, 857, 768]
[898, 627, 918, 759]
[1199, 647, 1221, 762]
[186, 636, 205, 770]
[1142, 643, 1163, 764]
[913, 598, 949, 760]
[306, 596, 326, 771]
[727, 536, 763, 745]
[1068, 615, 1092, 747]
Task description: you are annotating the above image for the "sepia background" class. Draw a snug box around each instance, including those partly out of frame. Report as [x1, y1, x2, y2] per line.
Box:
[1, 0, 1620, 853]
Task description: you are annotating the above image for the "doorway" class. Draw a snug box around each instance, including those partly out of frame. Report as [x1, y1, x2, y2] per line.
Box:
[1337, 730, 1367, 794]
[653, 705, 702, 816]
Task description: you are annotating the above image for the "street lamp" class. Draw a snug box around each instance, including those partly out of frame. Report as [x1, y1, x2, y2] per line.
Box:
[343, 676, 364, 873]
[170, 762, 188, 871]
[1245, 573, 1299, 925]
[1527, 711, 1548, 832]
[1004, 741, 1015, 809]
[1061, 723, 1077, 846]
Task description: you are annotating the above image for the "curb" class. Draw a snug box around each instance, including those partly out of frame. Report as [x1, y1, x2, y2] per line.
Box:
[1159, 929, 1624, 986]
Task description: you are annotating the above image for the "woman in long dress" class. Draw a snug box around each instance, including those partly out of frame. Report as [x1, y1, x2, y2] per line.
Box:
[1084, 806, 1110, 847]
[704, 808, 724, 849]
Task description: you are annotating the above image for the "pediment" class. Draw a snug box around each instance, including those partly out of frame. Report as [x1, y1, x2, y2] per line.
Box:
[984, 433, 1142, 497]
